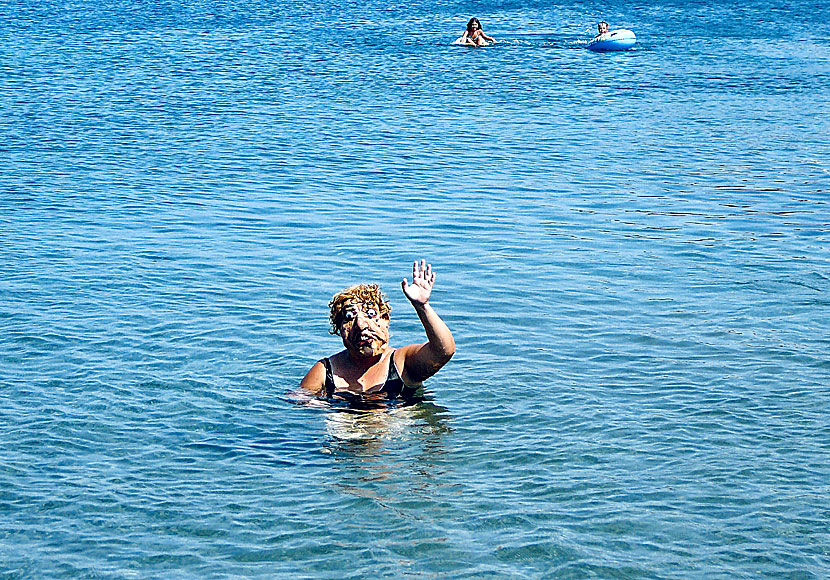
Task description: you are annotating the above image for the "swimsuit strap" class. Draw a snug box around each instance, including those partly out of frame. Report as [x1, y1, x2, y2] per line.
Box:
[323, 351, 406, 400]
[382, 350, 405, 398]
[386, 350, 401, 382]
[322, 357, 336, 398]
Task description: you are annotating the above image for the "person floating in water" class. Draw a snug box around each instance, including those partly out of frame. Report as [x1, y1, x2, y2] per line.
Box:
[458, 17, 496, 46]
[595, 21, 609, 38]
[299, 260, 455, 405]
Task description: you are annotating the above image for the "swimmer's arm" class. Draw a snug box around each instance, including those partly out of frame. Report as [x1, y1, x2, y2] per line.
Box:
[399, 260, 455, 383]
[398, 303, 455, 383]
[482, 33, 495, 42]
[298, 360, 326, 396]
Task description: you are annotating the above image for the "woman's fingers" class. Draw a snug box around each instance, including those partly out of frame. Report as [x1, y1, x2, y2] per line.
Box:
[410, 259, 435, 286]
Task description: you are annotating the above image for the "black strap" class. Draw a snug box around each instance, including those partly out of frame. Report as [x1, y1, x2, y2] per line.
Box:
[322, 351, 406, 400]
[321, 357, 336, 398]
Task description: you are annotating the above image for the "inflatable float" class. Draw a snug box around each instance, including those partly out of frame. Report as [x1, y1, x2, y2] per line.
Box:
[587, 29, 636, 51]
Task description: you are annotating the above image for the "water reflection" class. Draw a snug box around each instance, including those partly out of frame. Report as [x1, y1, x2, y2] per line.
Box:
[318, 400, 455, 502]
[323, 399, 452, 448]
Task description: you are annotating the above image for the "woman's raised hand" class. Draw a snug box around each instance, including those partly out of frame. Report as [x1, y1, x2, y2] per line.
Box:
[401, 259, 435, 306]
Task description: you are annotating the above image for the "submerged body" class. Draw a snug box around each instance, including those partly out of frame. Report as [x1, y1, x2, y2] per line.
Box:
[320, 348, 415, 406]
[456, 17, 496, 46]
[588, 28, 637, 51]
[298, 260, 455, 406]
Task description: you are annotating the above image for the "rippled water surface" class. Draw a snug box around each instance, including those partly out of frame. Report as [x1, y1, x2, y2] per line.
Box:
[2, 0, 830, 578]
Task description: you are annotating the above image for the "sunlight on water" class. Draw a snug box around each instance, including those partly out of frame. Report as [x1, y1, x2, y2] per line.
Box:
[2, 0, 829, 578]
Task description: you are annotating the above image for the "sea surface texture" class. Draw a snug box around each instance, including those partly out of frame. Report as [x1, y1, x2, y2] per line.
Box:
[2, 0, 829, 578]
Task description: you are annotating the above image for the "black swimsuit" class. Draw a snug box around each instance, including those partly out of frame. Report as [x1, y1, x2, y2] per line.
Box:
[322, 351, 413, 402]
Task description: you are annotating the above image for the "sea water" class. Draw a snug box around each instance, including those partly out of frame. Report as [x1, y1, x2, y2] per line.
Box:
[2, 0, 829, 578]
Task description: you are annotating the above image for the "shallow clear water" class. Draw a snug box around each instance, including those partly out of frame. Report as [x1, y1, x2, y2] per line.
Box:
[2, 0, 829, 578]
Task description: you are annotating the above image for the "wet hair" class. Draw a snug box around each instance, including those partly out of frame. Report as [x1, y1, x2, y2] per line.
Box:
[467, 17, 482, 32]
[328, 283, 391, 336]
[598, 21, 609, 31]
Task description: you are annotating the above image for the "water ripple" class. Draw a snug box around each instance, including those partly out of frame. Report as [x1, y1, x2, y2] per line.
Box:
[3, 0, 830, 578]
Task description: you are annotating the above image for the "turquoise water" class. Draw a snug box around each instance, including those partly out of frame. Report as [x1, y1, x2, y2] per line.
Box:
[2, 0, 830, 578]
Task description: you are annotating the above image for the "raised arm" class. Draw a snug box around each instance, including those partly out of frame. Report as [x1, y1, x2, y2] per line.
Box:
[397, 260, 455, 384]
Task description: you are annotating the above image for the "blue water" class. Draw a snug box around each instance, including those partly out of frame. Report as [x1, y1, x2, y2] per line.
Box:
[2, 0, 830, 577]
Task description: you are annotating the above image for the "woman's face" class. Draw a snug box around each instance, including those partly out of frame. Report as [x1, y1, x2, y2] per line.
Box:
[598, 22, 608, 34]
[339, 302, 390, 357]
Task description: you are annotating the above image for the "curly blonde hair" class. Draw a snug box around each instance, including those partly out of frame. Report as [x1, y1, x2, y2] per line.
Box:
[328, 283, 391, 336]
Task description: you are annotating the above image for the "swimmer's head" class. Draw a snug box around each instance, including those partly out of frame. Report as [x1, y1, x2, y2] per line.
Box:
[328, 283, 391, 337]
[467, 17, 482, 32]
[598, 21, 609, 34]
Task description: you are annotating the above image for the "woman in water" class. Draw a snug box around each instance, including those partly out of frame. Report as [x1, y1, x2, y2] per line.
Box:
[459, 17, 496, 46]
[298, 260, 455, 405]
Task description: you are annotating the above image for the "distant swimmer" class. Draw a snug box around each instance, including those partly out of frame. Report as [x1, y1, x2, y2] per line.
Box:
[587, 21, 636, 51]
[457, 17, 496, 46]
[298, 260, 455, 405]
